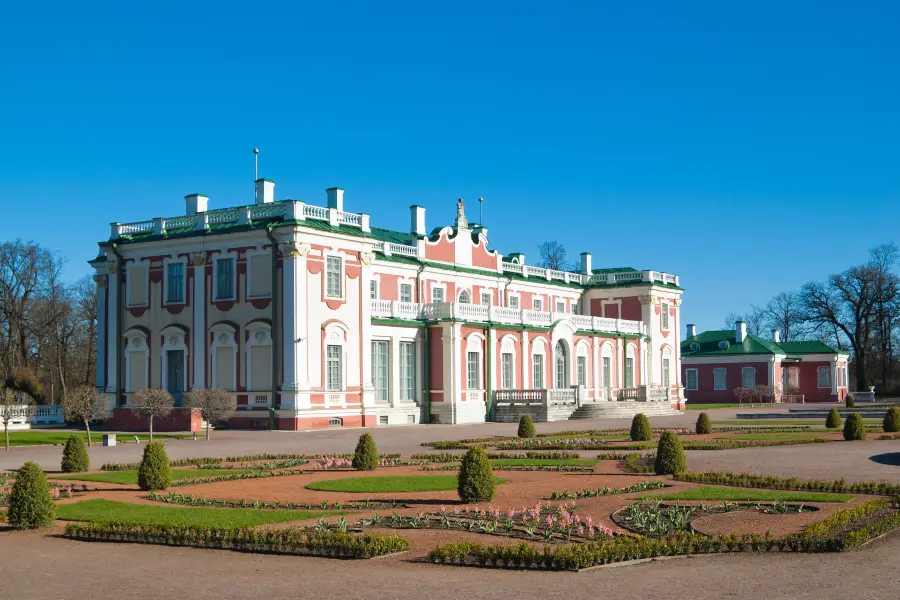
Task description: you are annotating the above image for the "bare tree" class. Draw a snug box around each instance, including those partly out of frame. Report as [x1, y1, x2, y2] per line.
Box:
[724, 312, 742, 330]
[131, 388, 174, 442]
[63, 385, 107, 447]
[725, 308, 764, 336]
[537, 241, 570, 271]
[0, 387, 23, 451]
[184, 388, 235, 440]
[764, 292, 806, 342]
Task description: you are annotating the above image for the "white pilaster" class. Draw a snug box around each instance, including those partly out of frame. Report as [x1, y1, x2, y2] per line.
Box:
[94, 274, 107, 390]
[105, 260, 119, 410]
[522, 330, 530, 389]
[390, 335, 401, 408]
[280, 241, 308, 410]
[488, 327, 497, 393]
[360, 251, 376, 408]
[190, 252, 207, 389]
[591, 336, 600, 401]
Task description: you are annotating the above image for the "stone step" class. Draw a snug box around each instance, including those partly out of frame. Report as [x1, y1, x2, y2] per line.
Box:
[569, 401, 682, 420]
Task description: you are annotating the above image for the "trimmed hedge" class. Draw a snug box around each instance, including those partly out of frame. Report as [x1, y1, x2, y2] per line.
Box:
[457, 447, 495, 502]
[654, 431, 686, 475]
[843, 413, 867, 441]
[352, 433, 379, 471]
[825, 408, 842, 429]
[675, 470, 900, 496]
[138, 442, 172, 491]
[7, 461, 56, 529]
[630, 414, 653, 441]
[63, 522, 408, 558]
[695, 413, 712, 435]
[883, 407, 900, 433]
[61, 435, 90, 473]
[517, 415, 536, 439]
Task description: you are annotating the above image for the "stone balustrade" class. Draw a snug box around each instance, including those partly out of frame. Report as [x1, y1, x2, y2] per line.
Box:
[0, 404, 64, 430]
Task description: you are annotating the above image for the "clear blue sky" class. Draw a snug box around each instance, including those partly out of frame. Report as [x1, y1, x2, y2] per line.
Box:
[1, 1, 897, 332]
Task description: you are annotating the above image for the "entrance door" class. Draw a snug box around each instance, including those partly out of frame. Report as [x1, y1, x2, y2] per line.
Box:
[167, 350, 185, 407]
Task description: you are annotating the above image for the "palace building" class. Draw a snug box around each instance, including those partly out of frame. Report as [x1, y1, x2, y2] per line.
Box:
[90, 179, 685, 430]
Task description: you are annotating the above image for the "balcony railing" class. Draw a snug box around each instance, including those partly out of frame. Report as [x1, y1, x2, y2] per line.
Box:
[370, 300, 645, 335]
[498, 263, 679, 287]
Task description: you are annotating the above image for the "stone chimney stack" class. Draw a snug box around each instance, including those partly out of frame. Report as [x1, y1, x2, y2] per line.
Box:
[410, 205, 426, 236]
[686, 323, 697, 339]
[773, 329, 781, 343]
[580, 252, 592, 275]
[254, 179, 275, 204]
[185, 193, 208, 215]
[736, 321, 747, 343]
[326, 187, 344, 211]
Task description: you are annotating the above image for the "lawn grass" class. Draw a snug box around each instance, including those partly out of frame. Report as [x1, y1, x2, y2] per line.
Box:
[713, 420, 882, 426]
[1, 431, 189, 447]
[651, 486, 852, 503]
[55, 499, 339, 528]
[306, 475, 505, 493]
[714, 432, 830, 441]
[54, 468, 245, 485]
[685, 404, 750, 410]
[489, 458, 598, 467]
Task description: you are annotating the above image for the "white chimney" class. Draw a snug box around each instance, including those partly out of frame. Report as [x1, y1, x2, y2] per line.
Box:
[773, 329, 781, 343]
[185, 193, 208, 215]
[686, 323, 697, 338]
[255, 179, 275, 205]
[410, 205, 426, 235]
[580, 252, 592, 275]
[508, 252, 525, 264]
[326, 187, 344, 211]
[736, 320, 747, 343]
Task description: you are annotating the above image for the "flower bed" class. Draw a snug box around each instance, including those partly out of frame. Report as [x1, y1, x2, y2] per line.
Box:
[545, 480, 666, 500]
[421, 464, 594, 473]
[309, 456, 424, 470]
[147, 491, 405, 511]
[170, 469, 304, 488]
[63, 522, 409, 558]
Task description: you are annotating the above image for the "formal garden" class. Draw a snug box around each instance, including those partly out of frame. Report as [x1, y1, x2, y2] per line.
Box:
[2, 412, 900, 571]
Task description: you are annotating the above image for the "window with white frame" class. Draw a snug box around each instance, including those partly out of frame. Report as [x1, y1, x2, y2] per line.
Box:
[577, 356, 586, 386]
[432, 286, 444, 303]
[124, 332, 148, 392]
[556, 300, 565, 313]
[325, 255, 343, 298]
[686, 368, 698, 391]
[246, 326, 272, 392]
[466, 351, 480, 389]
[329, 417, 343, 427]
[626, 357, 635, 387]
[371, 340, 389, 402]
[459, 289, 471, 304]
[165, 262, 185, 304]
[326, 344, 343, 390]
[248, 253, 271, 298]
[400, 283, 412, 303]
[481, 292, 491, 306]
[399, 341, 416, 401]
[127, 265, 149, 307]
[742, 367, 756, 388]
[501, 352, 514, 389]
[661, 358, 669, 388]
[532, 354, 545, 388]
[661, 302, 670, 330]
[211, 327, 237, 392]
[818, 366, 832, 388]
[714, 368, 727, 390]
[369, 279, 378, 300]
[602, 355, 611, 388]
[532, 297, 542, 311]
[508, 295, 519, 309]
[214, 258, 235, 300]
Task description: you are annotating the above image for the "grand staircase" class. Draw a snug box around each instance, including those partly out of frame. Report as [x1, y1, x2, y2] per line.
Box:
[569, 401, 682, 420]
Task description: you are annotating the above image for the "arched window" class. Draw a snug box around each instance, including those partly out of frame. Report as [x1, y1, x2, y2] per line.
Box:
[555, 341, 568, 388]
[329, 417, 343, 427]
[210, 324, 237, 392]
[458, 289, 471, 304]
[123, 329, 149, 394]
[246, 323, 273, 392]
[160, 326, 189, 407]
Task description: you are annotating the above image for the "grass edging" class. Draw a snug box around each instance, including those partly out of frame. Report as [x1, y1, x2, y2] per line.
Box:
[63, 522, 409, 559]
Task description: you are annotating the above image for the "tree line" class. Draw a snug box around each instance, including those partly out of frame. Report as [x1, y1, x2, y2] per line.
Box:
[724, 243, 899, 392]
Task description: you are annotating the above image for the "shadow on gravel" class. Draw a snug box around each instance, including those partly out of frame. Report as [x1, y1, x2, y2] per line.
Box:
[868, 452, 900, 466]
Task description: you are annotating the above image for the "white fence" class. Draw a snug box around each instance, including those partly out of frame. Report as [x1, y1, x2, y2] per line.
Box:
[0, 404, 64, 430]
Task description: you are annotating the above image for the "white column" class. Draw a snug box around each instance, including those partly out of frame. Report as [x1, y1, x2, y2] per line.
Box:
[488, 327, 497, 393]
[94, 274, 107, 390]
[190, 252, 207, 389]
[617, 337, 624, 388]
[360, 251, 376, 408]
[639, 338, 647, 385]
[591, 336, 600, 401]
[280, 242, 308, 410]
[441, 322, 460, 423]
[105, 261, 119, 410]
[390, 335, 401, 408]
[831, 361, 838, 396]
[522, 330, 530, 389]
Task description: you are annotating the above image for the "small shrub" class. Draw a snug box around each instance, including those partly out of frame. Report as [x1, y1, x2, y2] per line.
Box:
[458, 447, 495, 502]
[630, 413, 653, 441]
[517, 415, 536, 439]
[137, 442, 172, 491]
[654, 431, 686, 475]
[843, 413, 867, 441]
[61, 435, 90, 472]
[695, 412, 712, 435]
[825, 408, 843, 429]
[352, 433, 379, 471]
[7, 461, 55, 529]
[883, 407, 900, 433]
[846, 395, 855, 408]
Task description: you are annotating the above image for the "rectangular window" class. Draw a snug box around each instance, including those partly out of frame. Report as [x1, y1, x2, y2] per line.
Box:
[556, 301, 565, 313]
[481, 292, 491, 306]
[576, 356, 586, 386]
[370, 280, 378, 300]
[400, 283, 412, 303]
[501, 353, 514, 389]
[626, 357, 634, 387]
[325, 256, 342, 298]
[467, 352, 480, 389]
[662, 358, 669, 388]
[379, 415, 388, 425]
[215, 258, 234, 300]
[127, 266, 148, 306]
[249, 345, 271, 391]
[686, 369, 698, 391]
[371, 341, 388, 402]
[532, 354, 544, 388]
[399, 341, 416, 402]
[166, 263, 184, 304]
[661, 303, 669, 330]
[788, 367, 800, 390]
[326, 345, 342, 391]
[714, 368, 727, 390]
[127, 351, 146, 392]
[214, 346, 234, 391]
[432, 286, 444, 303]
[533, 298, 542, 311]
[818, 366, 832, 388]
[602, 357, 611, 387]
[248, 254, 271, 298]
[742, 367, 756, 389]
[509, 295, 519, 309]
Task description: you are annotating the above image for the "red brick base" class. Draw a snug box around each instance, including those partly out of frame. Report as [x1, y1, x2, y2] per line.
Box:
[110, 408, 201, 433]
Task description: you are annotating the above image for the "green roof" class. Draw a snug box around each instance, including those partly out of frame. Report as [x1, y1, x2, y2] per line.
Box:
[682, 330, 844, 357]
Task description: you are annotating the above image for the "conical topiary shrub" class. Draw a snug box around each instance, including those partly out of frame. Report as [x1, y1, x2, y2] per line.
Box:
[654, 431, 686, 475]
[7, 461, 55, 529]
[825, 408, 843, 429]
[352, 432, 379, 471]
[843, 413, 867, 441]
[846, 395, 855, 408]
[61, 435, 89, 473]
[457, 446, 495, 502]
[695, 412, 712, 435]
[630, 413, 653, 441]
[517, 415, 536, 439]
[884, 407, 900, 433]
[137, 442, 171, 491]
